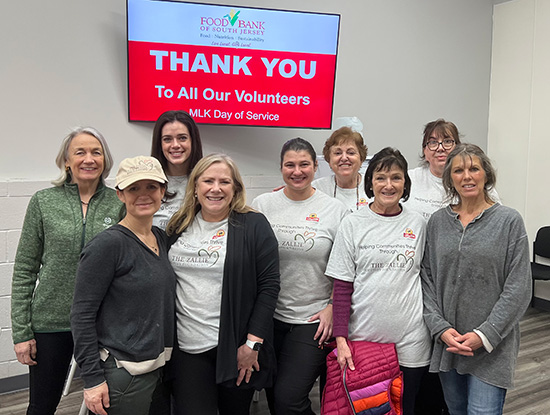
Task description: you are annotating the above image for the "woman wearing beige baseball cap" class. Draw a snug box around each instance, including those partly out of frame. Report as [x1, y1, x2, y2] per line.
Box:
[71, 156, 177, 415]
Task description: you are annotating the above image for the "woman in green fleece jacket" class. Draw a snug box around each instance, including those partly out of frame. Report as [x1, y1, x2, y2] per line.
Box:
[11, 127, 123, 415]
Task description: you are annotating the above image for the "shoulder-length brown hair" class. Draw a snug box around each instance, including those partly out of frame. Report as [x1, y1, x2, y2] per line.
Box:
[420, 119, 461, 165]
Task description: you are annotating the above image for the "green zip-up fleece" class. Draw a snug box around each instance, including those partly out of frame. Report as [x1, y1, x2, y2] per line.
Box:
[11, 181, 124, 344]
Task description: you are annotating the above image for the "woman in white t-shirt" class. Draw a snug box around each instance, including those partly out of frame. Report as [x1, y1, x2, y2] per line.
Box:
[407, 119, 461, 220]
[312, 126, 369, 212]
[252, 138, 348, 415]
[165, 154, 280, 415]
[326, 147, 431, 415]
[151, 110, 204, 230]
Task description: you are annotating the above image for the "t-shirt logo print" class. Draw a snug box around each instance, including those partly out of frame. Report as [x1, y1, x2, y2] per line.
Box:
[403, 228, 417, 239]
[198, 245, 221, 266]
[294, 231, 315, 251]
[212, 229, 225, 239]
[394, 250, 415, 272]
[305, 213, 319, 222]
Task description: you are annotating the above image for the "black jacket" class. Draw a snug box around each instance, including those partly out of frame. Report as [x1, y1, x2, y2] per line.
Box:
[169, 210, 280, 389]
[217, 211, 280, 389]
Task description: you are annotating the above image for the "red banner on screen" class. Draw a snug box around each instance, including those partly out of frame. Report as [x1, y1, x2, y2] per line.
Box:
[128, 41, 336, 128]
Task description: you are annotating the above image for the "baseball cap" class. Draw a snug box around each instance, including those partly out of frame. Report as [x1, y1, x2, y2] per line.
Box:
[115, 156, 168, 190]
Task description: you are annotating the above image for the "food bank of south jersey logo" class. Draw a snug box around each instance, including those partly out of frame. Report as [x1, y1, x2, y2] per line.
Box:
[223, 9, 241, 26]
[200, 9, 266, 32]
[306, 213, 319, 222]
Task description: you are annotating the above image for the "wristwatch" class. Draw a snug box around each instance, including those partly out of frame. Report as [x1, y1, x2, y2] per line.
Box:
[246, 339, 263, 352]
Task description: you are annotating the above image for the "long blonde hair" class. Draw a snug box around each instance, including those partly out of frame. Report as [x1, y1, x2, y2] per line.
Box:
[166, 153, 252, 235]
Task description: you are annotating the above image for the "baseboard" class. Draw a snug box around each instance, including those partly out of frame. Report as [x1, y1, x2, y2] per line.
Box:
[0, 373, 28, 394]
[532, 297, 550, 311]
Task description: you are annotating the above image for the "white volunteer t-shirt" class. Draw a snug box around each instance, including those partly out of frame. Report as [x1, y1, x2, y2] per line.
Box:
[312, 174, 369, 213]
[326, 205, 431, 367]
[406, 166, 447, 220]
[153, 175, 188, 230]
[169, 211, 228, 353]
[252, 189, 348, 325]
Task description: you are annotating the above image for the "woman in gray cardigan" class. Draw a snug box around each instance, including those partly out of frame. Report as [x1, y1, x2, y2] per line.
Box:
[421, 143, 531, 415]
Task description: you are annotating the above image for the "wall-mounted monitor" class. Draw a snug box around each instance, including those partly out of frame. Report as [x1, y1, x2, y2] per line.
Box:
[127, 0, 340, 128]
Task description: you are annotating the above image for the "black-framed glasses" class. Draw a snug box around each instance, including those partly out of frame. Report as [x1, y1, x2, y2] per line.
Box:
[425, 139, 456, 151]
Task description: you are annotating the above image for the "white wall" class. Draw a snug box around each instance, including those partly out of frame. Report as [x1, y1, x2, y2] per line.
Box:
[489, 0, 550, 301]
[0, 0, 495, 181]
[0, 0, 497, 383]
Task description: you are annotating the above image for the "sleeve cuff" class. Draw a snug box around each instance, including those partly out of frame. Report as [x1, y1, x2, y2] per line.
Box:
[473, 329, 494, 353]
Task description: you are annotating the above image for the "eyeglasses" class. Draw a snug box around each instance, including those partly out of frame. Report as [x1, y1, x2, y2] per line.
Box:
[425, 139, 456, 151]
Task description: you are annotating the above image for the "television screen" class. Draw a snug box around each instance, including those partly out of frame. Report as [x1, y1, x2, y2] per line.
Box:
[127, 0, 340, 128]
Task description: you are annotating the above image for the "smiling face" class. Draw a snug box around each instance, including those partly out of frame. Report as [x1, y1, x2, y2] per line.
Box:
[65, 133, 104, 187]
[328, 140, 362, 182]
[281, 150, 317, 198]
[450, 155, 487, 202]
[196, 162, 235, 222]
[369, 164, 405, 214]
[161, 121, 192, 176]
[423, 131, 456, 178]
[117, 179, 165, 220]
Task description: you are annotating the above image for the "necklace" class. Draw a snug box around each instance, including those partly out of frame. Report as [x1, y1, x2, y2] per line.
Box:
[120, 221, 158, 253]
[81, 200, 89, 206]
[334, 173, 360, 211]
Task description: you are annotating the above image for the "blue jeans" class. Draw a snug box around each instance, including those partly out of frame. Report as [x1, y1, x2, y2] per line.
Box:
[439, 369, 506, 415]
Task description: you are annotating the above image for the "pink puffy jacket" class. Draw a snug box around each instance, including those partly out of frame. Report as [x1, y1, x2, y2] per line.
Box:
[321, 341, 403, 415]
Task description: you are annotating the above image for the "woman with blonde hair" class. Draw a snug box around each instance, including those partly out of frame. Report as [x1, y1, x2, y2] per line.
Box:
[166, 153, 280, 415]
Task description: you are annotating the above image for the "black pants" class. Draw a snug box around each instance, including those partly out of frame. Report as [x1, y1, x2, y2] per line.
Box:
[400, 365, 429, 415]
[27, 332, 73, 415]
[266, 320, 327, 415]
[415, 371, 449, 415]
[172, 347, 255, 415]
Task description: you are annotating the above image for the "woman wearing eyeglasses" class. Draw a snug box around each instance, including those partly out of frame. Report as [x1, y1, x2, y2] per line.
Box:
[406, 119, 460, 415]
[407, 119, 499, 222]
[407, 120, 499, 415]
[406, 119, 461, 220]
